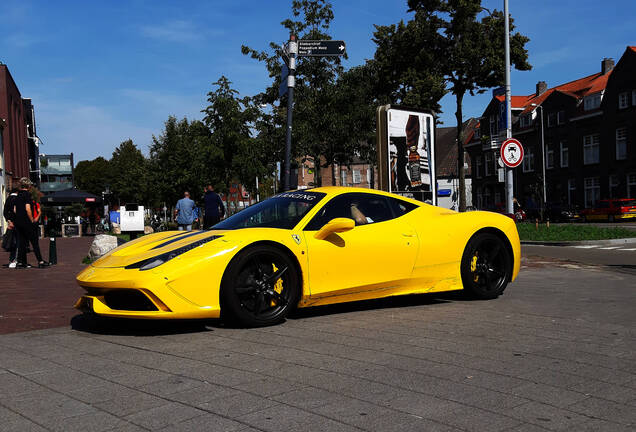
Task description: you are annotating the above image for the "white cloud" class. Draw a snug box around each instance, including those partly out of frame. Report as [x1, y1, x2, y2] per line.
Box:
[140, 20, 202, 43]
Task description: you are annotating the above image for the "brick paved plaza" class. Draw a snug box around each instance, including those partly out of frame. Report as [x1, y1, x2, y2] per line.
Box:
[0, 246, 634, 431]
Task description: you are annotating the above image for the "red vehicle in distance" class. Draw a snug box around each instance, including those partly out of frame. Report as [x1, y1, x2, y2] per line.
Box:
[580, 198, 636, 222]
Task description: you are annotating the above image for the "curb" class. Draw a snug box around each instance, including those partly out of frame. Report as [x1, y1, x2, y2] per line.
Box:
[522, 238, 636, 247]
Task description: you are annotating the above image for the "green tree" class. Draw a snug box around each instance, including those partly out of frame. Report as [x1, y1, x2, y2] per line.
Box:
[149, 116, 211, 208]
[404, 0, 531, 211]
[74, 156, 112, 197]
[241, 0, 344, 187]
[202, 76, 267, 194]
[110, 139, 149, 205]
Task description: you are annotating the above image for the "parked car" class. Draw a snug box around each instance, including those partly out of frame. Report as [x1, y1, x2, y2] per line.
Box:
[545, 202, 581, 223]
[580, 199, 636, 222]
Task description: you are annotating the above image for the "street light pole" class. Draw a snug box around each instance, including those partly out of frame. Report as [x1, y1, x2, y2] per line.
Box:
[504, 0, 514, 215]
[531, 103, 547, 219]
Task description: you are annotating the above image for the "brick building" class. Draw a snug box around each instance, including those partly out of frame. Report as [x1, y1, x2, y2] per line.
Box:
[0, 64, 30, 186]
[1, 64, 32, 233]
[293, 156, 377, 190]
[466, 46, 636, 213]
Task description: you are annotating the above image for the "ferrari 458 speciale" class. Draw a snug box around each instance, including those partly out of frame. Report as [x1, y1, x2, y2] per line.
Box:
[76, 187, 520, 326]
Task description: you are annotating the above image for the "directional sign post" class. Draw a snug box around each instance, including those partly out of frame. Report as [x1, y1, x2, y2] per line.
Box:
[280, 37, 345, 191]
[297, 40, 346, 57]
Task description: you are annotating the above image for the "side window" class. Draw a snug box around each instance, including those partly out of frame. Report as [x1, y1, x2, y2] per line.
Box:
[387, 197, 419, 217]
[304, 193, 394, 230]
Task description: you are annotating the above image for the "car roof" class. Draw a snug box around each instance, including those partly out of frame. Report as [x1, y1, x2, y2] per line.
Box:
[301, 186, 425, 205]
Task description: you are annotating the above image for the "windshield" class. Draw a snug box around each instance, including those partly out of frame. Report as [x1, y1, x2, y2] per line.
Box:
[212, 191, 326, 230]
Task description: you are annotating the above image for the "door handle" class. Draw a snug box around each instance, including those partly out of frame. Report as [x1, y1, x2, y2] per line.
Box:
[402, 232, 415, 237]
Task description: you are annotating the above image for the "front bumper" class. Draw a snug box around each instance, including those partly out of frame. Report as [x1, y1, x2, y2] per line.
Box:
[75, 265, 221, 319]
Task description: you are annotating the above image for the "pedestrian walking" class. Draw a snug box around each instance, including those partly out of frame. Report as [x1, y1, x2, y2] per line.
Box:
[203, 184, 225, 229]
[174, 191, 197, 231]
[13, 178, 48, 268]
[2, 188, 19, 268]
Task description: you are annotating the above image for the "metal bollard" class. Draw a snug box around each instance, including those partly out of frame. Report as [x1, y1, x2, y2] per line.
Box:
[49, 237, 57, 265]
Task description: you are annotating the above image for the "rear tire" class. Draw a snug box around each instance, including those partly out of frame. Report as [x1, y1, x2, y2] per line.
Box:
[460, 233, 512, 299]
[221, 245, 299, 327]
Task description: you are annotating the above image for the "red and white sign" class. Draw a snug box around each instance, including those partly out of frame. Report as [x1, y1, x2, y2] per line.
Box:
[500, 138, 524, 168]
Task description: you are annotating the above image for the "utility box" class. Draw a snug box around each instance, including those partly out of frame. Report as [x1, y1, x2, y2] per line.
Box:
[120, 204, 145, 232]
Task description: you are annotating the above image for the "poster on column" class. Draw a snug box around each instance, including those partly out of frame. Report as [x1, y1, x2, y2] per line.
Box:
[376, 106, 436, 204]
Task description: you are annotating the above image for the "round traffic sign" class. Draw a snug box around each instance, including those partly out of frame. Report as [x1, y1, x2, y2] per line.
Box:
[500, 138, 524, 168]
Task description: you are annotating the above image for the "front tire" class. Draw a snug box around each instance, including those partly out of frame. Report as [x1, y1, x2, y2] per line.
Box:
[221, 245, 299, 327]
[460, 233, 512, 299]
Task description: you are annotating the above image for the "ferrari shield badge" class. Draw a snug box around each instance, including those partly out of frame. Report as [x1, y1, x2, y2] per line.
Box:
[292, 234, 301, 245]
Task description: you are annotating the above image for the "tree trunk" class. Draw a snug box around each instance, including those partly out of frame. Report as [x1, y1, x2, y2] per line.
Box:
[455, 92, 466, 212]
[331, 162, 337, 186]
[313, 155, 322, 187]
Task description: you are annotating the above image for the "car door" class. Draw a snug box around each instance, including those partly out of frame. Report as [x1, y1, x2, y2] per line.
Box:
[302, 193, 419, 298]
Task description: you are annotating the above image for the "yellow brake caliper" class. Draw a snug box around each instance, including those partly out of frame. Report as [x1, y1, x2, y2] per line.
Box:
[471, 253, 479, 282]
[271, 264, 284, 306]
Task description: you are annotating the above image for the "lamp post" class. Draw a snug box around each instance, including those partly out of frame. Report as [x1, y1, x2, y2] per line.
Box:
[531, 103, 547, 219]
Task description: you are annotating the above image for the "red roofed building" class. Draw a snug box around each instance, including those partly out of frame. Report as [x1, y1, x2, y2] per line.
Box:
[465, 47, 636, 215]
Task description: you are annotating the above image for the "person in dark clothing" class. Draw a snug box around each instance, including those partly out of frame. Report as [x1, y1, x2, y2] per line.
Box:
[3, 188, 19, 267]
[13, 178, 48, 268]
[203, 185, 225, 229]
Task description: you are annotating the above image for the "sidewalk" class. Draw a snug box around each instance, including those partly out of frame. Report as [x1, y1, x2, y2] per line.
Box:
[0, 236, 92, 334]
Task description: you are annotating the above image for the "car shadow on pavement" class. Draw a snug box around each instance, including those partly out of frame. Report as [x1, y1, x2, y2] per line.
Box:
[70, 313, 218, 336]
[289, 291, 464, 321]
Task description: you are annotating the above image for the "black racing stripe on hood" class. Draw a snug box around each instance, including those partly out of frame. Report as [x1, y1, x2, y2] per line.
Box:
[151, 231, 208, 250]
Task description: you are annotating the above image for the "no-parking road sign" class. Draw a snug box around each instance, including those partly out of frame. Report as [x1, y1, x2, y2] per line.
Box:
[500, 138, 524, 168]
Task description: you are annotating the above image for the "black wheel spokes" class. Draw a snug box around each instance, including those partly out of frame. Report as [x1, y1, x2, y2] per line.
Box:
[265, 266, 288, 283]
[236, 255, 289, 317]
[474, 242, 506, 291]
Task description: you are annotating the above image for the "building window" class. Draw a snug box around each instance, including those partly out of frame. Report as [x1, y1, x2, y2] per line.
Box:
[485, 153, 493, 176]
[616, 127, 627, 160]
[340, 170, 347, 186]
[628, 174, 636, 198]
[583, 134, 600, 165]
[483, 187, 492, 209]
[546, 147, 554, 169]
[366, 168, 371, 184]
[584, 177, 600, 208]
[490, 115, 498, 136]
[475, 155, 482, 178]
[560, 141, 569, 167]
[557, 111, 565, 124]
[547, 112, 556, 127]
[519, 114, 531, 128]
[522, 148, 534, 172]
[618, 92, 629, 109]
[609, 175, 620, 198]
[584, 93, 602, 111]
[352, 169, 361, 184]
[568, 179, 576, 206]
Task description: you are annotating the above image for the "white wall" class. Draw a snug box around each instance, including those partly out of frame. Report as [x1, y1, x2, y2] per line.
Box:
[436, 177, 472, 211]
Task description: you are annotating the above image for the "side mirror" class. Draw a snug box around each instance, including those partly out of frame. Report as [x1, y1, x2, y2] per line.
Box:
[314, 217, 355, 240]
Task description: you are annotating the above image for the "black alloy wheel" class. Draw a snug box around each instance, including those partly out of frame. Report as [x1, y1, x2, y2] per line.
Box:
[460, 232, 512, 299]
[221, 245, 299, 327]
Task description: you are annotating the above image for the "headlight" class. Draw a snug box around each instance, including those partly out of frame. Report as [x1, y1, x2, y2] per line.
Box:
[125, 235, 221, 271]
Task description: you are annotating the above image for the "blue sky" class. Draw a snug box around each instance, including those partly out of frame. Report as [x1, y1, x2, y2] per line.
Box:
[2, 0, 635, 163]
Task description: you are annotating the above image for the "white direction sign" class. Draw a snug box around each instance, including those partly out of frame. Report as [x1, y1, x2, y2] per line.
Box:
[500, 138, 524, 168]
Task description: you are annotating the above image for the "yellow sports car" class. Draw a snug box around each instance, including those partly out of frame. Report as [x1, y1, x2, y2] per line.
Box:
[76, 187, 520, 327]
